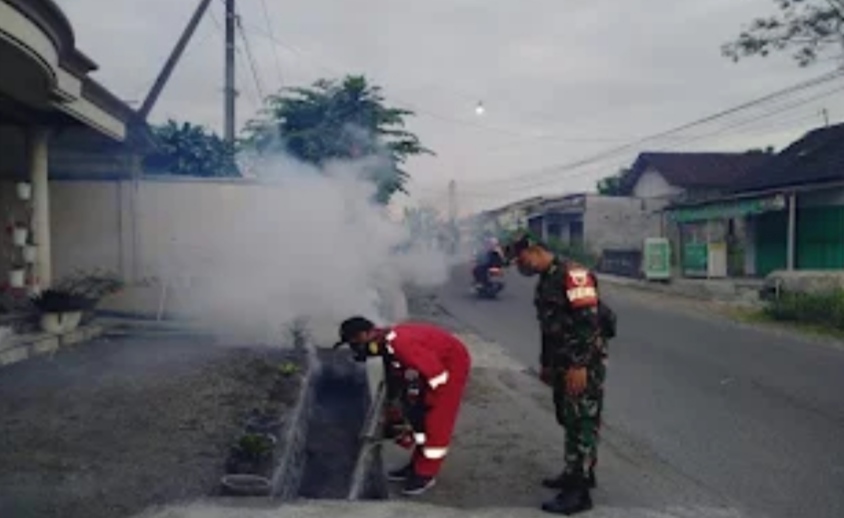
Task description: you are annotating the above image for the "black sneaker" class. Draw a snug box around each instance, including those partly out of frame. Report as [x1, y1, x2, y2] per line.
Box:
[387, 463, 413, 482]
[541, 487, 593, 515]
[402, 473, 436, 496]
[542, 472, 596, 490]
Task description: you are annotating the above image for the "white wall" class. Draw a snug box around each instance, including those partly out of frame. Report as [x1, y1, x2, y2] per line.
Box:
[582, 196, 667, 255]
[632, 167, 685, 200]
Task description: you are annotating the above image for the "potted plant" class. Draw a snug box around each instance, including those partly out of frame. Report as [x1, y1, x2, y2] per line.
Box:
[12, 224, 28, 247]
[53, 270, 123, 324]
[16, 182, 32, 201]
[30, 289, 91, 334]
[22, 245, 37, 264]
[8, 263, 26, 289]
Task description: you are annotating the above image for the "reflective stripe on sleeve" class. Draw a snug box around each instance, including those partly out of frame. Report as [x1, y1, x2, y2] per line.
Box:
[413, 433, 427, 445]
[428, 371, 449, 389]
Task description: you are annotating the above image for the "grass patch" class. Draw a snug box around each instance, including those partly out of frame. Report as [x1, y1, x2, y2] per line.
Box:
[726, 291, 844, 340]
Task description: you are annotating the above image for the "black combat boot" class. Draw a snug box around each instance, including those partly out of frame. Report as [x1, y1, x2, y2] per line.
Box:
[541, 475, 593, 515]
[542, 471, 596, 490]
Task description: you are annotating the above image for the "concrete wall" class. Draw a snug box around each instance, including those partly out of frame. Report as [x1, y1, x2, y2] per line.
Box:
[583, 195, 667, 255]
[0, 176, 304, 285]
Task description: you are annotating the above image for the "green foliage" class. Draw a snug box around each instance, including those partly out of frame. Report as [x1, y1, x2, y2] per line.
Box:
[278, 361, 299, 377]
[545, 237, 599, 268]
[723, 0, 844, 67]
[145, 120, 239, 177]
[241, 75, 433, 204]
[596, 168, 633, 196]
[764, 289, 844, 328]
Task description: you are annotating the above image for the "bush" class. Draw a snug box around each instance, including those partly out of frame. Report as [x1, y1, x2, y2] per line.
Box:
[764, 289, 844, 330]
[546, 237, 599, 269]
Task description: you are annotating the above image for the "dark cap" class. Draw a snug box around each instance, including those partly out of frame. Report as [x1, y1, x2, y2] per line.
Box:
[502, 233, 535, 261]
[333, 316, 375, 349]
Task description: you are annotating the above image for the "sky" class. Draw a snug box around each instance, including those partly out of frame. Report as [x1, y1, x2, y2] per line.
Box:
[62, 0, 844, 216]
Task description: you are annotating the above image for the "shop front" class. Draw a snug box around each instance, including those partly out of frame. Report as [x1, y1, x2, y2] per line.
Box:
[667, 194, 787, 279]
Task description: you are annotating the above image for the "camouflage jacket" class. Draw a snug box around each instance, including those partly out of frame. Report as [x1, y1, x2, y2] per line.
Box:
[534, 258, 606, 369]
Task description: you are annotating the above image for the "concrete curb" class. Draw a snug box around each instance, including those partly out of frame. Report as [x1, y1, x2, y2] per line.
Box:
[270, 344, 318, 501]
[0, 324, 104, 369]
[346, 358, 388, 500]
[597, 274, 762, 305]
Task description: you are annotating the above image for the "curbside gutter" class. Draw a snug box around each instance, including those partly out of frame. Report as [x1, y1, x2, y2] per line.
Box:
[270, 342, 318, 500]
[346, 358, 388, 500]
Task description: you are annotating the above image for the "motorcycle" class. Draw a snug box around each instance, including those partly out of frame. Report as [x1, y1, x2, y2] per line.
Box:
[473, 266, 505, 299]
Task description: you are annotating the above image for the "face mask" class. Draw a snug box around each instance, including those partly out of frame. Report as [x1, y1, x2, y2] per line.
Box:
[349, 341, 381, 362]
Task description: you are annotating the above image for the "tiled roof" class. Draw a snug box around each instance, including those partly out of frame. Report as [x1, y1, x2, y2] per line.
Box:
[729, 123, 844, 192]
[627, 152, 773, 192]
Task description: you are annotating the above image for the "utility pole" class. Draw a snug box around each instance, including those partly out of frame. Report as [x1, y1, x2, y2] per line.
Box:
[139, 0, 213, 120]
[821, 108, 830, 128]
[224, 0, 237, 144]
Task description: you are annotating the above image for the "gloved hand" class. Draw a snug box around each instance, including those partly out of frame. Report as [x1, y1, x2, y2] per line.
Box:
[394, 427, 416, 450]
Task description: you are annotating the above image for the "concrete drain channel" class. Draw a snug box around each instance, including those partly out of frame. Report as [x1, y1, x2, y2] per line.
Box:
[298, 349, 388, 500]
[220, 346, 388, 502]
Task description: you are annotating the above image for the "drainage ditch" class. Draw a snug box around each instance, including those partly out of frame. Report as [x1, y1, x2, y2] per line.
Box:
[218, 350, 388, 500]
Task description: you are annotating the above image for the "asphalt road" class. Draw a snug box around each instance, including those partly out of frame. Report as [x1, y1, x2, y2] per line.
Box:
[436, 267, 844, 518]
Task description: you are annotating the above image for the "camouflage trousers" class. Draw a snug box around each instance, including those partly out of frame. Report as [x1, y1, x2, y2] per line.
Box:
[552, 359, 606, 479]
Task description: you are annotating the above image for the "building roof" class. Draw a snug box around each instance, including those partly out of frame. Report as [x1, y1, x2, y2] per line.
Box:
[729, 123, 844, 193]
[625, 151, 773, 193]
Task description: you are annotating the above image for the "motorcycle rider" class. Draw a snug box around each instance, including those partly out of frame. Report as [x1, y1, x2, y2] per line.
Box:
[335, 316, 471, 496]
[472, 236, 505, 289]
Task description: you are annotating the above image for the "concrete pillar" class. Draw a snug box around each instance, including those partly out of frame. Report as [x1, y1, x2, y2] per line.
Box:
[29, 127, 51, 288]
[787, 192, 797, 271]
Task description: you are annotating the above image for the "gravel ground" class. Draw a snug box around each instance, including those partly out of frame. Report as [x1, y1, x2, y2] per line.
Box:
[0, 335, 305, 518]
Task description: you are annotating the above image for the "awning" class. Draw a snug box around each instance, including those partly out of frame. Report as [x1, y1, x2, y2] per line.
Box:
[668, 194, 786, 223]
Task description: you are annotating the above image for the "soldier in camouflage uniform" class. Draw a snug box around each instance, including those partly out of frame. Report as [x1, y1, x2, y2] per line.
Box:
[504, 234, 612, 515]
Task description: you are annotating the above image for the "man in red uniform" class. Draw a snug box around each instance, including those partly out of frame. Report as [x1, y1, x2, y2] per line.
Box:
[335, 316, 472, 496]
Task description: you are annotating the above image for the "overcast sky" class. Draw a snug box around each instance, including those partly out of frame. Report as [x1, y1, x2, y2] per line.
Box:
[63, 0, 844, 215]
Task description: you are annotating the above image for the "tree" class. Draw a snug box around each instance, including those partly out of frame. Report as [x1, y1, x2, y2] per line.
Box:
[145, 120, 239, 177]
[241, 75, 433, 204]
[723, 0, 844, 67]
[596, 168, 633, 196]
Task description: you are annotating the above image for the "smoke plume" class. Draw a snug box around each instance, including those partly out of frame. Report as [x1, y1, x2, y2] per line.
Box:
[159, 150, 450, 346]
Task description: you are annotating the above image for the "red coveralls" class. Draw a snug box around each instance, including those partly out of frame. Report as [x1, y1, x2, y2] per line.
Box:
[383, 322, 472, 478]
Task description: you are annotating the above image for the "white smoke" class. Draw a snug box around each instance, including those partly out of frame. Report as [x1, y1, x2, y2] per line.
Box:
[164, 150, 450, 346]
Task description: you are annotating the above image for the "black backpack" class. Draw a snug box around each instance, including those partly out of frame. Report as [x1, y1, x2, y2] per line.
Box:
[598, 301, 617, 339]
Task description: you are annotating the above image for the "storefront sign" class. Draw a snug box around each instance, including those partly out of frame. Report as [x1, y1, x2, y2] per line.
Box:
[669, 194, 786, 223]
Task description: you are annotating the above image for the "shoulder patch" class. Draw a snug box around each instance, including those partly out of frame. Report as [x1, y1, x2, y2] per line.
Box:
[565, 268, 598, 308]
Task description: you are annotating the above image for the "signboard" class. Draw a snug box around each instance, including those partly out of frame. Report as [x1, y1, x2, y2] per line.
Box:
[669, 194, 786, 223]
[643, 237, 671, 280]
[683, 243, 708, 277]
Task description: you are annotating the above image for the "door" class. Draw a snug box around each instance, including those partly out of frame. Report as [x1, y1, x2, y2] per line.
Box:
[755, 211, 787, 277]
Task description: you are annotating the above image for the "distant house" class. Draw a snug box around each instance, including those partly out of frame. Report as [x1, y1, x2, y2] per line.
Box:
[625, 151, 773, 202]
[619, 152, 774, 278]
[664, 123, 844, 278]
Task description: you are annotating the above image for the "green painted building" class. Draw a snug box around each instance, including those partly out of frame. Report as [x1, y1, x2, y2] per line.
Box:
[666, 123, 844, 278]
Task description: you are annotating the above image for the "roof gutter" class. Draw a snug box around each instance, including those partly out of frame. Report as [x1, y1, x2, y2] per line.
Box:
[662, 179, 844, 212]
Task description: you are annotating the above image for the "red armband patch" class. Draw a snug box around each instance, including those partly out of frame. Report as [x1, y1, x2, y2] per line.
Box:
[565, 269, 598, 308]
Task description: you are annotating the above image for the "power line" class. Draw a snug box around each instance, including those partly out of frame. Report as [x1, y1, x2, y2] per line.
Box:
[235, 13, 267, 101]
[448, 85, 844, 200]
[457, 70, 844, 191]
[257, 0, 284, 87]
